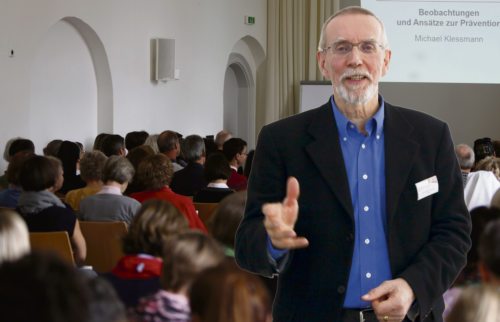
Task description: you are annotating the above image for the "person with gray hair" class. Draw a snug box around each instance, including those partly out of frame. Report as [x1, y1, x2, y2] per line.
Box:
[170, 134, 207, 196]
[455, 143, 475, 187]
[0, 208, 30, 265]
[79, 156, 140, 224]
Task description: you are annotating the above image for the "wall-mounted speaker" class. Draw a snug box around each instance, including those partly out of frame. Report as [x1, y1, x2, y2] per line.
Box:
[151, 38, 175, 82]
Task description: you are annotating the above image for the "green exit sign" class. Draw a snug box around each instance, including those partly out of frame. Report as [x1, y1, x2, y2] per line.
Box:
[245, 16, 255, 25]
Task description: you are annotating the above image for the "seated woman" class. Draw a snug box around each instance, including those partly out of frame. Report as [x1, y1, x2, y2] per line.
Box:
[57, 140, 86, 194]
[0, 208, 30, 265]
[65, 151, 107, 212]
[79, 156, 140, 224]
[124, 144, 155, 195]
[16, 155, 86, 265]
[130, 154, 207, 232]
[103, 199, 189, 308]
[134, 231, 225, 322]
[0, 152, 33, 208]
[193, 153, 234, 203]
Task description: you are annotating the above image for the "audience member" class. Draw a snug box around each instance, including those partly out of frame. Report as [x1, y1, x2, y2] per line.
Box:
[17, 155, 86, 265]
[57, 140, 86, 194]
[243, 149, 255, 178]
[0, 152, 32, 208]
[124, 144, 155, 195]
[144, 133, 160, 153]
[493, 140, 500, 158]
[455, 144, 475, 187]
[102, 134, 126, 157]
[189, 261, 272, 322]
[0, 209, 30, 265]
[93, 133, 110, 152]
[475, 156, 500, 180]
[65, 151, 107, 212]
[478, 219, 500, 283]
[214, 130, 232, 150]
[203, 136, 217, 157]
[157, 130, 184, 172]
[222, 138, 248, 191]
[473, 137, 495, 165]
[194, 153, 234, 203]
[104, 199, 189, 308]
[0, 138, 35, 190]
[43, 139, 63, 157]
[171, 134, 207, 196]
[134, 232, 225, 322]
[86, 277, 128, 322]
[130, 154, 207, 232]
[446, 284, 500, 322]
[463, 170, 500, 211]
[79, 156, 140, 224]
[125, 131, 149, 151]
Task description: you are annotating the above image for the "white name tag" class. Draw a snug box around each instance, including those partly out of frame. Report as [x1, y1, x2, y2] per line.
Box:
[415, 175, 439, 201]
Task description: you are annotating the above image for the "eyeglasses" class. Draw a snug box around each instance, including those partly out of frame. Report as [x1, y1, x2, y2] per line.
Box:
[322, 40, 384, 56]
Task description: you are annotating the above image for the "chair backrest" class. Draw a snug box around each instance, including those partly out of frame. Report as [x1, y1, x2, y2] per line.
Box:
[29, 231, 75, 266]
[193, 202, 219, 226]
[79, 221, 127, 273]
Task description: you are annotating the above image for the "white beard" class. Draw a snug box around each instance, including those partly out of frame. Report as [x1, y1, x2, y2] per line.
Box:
[334, 69, 378, 105]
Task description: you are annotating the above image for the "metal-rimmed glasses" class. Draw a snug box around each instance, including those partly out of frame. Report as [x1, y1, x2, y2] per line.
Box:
[321, 40, 385, 56]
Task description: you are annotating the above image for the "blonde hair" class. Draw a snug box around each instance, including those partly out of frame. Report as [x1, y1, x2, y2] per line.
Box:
[446, 284, 500, 322]
[475, 156, 500, 180]
[0, 209, 30, 264]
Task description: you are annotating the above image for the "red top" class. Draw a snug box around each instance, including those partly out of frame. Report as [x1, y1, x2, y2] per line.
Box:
[130, 186, 207, 233]
[227, 169, 248, 191]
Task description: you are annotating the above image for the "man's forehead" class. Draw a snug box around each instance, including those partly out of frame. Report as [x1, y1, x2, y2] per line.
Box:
[326, 14, 382, 42]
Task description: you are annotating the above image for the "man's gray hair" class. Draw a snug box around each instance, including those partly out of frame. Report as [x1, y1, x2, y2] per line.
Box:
[102, 156, 135, 184]
[182, 135, 205, 163]
[318, 6, 389, 52]
[455, 144, 475, 170]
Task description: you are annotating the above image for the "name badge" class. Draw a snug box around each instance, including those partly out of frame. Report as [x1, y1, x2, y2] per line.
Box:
[415, 175, 439, 201]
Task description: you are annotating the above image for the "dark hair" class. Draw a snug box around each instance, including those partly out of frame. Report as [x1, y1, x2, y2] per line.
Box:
[9, 139, 35, 157]
[190, 262, 272, 322]
[137, 154, 173, 189]
[0, 252, 90, 322]
[57, 141, 81, 178]
[223, 138, 247, 161]
[209, 191, 246, 248]
[478, 219, 500, 278]
[6, 152, 33, 185]
[204, 152, 231, 182]
[43, 140, 63, 157]
[182, 135, 205, 163]
[86, 277, 126, 322]
[19, 155, 57, 191]
[101, 135, 125, 157]
[243, 150, 255, 177]
[122, 199, 188, 256]
[101, 156, 134, 184]
[157, 130, 179, 153]
[474, 137, 495, 163]
[93, 133, 110, 152]
[126, 145, 155, 170]
[125, 131, 149, 151]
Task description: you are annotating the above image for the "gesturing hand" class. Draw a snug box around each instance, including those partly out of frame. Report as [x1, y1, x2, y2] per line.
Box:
[262, 177, 309, 250]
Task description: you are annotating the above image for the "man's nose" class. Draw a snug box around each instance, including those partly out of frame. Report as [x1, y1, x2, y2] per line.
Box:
[346, 47, 363, 67]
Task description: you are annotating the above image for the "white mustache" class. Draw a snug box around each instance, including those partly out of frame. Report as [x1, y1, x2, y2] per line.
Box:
[340, 69, 372, 81]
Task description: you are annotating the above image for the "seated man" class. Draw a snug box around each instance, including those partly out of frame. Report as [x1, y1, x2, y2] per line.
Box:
[222, 138, 248, 191]
[171, 135, 207, 196]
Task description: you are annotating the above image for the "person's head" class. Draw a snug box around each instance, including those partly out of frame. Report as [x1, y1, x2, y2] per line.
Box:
[455, 144, 475, 171]
[157, 130, 180, 158]
[144, 134, 160, 154]
[126, 145, 155, 170]
[6, 151, 33, 186]
[101, 156, 134, 189]
[446, 284, 500, 322]
[122, 199, 189, 256]
[209, 191, 246, 249]
[493, 140, 500, 158]
[474, 137, 495, 164]
[19, 155, 57, 192]
[478, 219, 500, 283]
[0, 252, 90, 322]
[215, 130, 232, 150]
[475, 156, 500, 180]
[0, 209, 30, 265]
[46, 156, 64, 192]
[3, 137, 22, 162]
[204, 152, 231, 182]
[161, 232, 225, 294]
[137, 153, 173, 190]
[43, 139, 63, 157]
[101, 134, 126, 157]
[9, 138, 35, 159]
[190, 262, 272, 322]
[93, 133, 110, 152]
[243, 149, 255, 177]
[79, 151, 107, 183]
[316, 6, 391, 108]
[57, 141, 81, 177]
[181, 135, 206, 164]
[125, 131, 149, 151]
[86, 277, 127, 322]
[223, 138, 247, 166]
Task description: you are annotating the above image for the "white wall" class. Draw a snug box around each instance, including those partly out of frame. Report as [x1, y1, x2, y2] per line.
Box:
[0, 0, 266, 172]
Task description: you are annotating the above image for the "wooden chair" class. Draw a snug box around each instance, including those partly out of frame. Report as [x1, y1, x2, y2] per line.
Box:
[29, 231, 75, 266]
[193, 202, 219, 226]
[79, 221, 127, 273]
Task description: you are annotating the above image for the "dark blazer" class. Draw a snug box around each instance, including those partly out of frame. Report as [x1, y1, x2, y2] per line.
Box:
[235, 101, 471, 322]
[170, 162, 207, 196]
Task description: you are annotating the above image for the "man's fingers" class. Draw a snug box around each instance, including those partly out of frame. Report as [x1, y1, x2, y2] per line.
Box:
[270, 236, 309, 250]
[284, 177, 300, 206]
[362, 282, 392, 301]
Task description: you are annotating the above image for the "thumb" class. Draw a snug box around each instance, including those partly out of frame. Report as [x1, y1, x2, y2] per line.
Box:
[283, 177, 300, 206]
[362, 283, 391, 301]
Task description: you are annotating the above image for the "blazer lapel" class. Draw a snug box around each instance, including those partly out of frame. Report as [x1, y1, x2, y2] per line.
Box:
[305, 103, 354, 218]
[384, 104, 420, 223]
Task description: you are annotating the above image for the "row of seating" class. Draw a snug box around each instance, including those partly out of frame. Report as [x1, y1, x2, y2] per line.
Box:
[27, 202, 220, 272]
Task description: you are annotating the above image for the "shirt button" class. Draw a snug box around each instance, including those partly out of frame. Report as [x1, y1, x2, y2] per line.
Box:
[362, 174, 368, 180]
[337, 285, 346, 294]
[364, 238, 370, 245]
[376, 135, 380, 140]
[366, 272, 372, 278]
[350, 124, 355, 129]
[361, 144, 366, 149]
[363, 206, 369, 212]
[343, 137, 347, 141]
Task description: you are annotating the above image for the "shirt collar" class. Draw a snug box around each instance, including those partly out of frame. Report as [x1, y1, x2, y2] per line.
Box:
[98, 185, 122, 195]
[330, 95, 385, 138]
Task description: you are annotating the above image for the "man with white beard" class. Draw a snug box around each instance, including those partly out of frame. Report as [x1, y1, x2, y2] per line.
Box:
[235, 6, 471, 322]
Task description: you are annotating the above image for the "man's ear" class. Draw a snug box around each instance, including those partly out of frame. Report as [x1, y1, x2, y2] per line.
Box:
[381, 49, 392, 77]
[317, 51, 328, 78]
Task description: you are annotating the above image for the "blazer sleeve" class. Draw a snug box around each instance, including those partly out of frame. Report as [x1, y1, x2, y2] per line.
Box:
[397, 123, 471, 320]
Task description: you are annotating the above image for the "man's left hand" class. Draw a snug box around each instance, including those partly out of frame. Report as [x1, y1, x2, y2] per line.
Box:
[361, 278, 415, 322]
